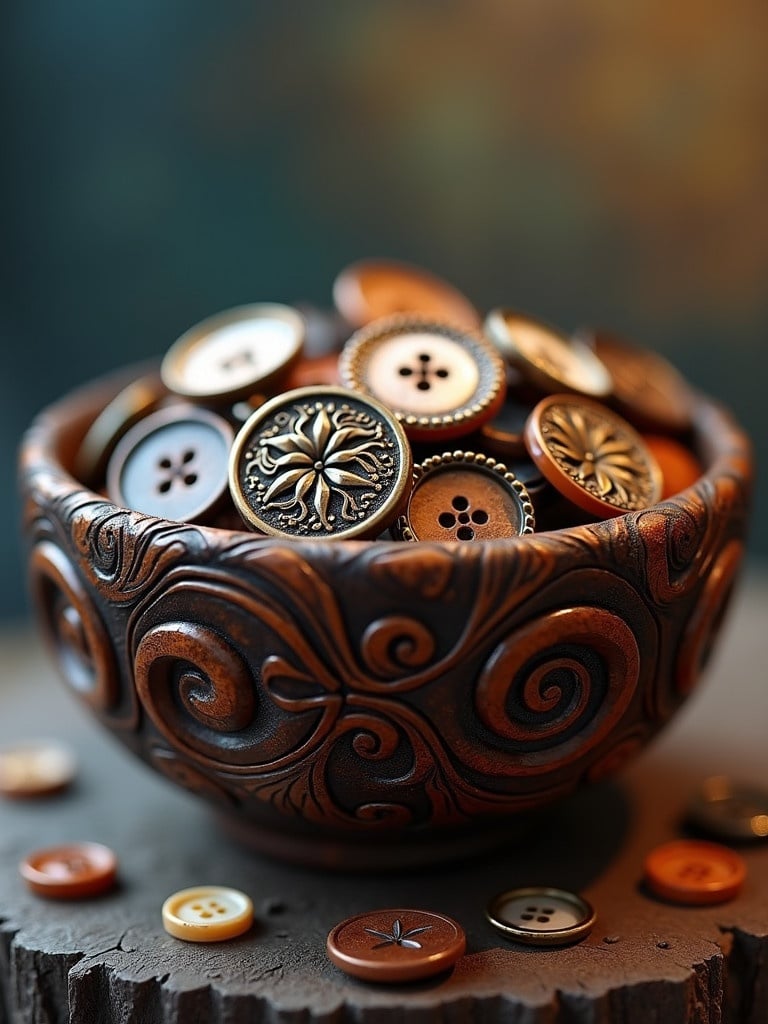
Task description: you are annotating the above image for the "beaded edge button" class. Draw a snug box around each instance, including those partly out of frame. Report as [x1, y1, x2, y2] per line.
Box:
[162, 885, 254, 942]
[228, 385, 413, 540]
[644, 839, 747, 905]
[20, 842, 118, 899]
[339, 316, 507, 442]
[395, 451, 535, 542]
[486, 886, 596, 947]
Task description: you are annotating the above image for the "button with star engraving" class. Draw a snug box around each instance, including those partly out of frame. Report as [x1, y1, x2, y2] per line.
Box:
[396, 451, 535, 542]
[20, 842, 118, 899]
[339, 317, 506, 442]
[486, 886, 596, 947]
[326, 908, 466, 982]
[524, 394, 663, 519]
[0, 740, 77, 799]
[687, 777, 768, 842]
[161, 304, 305, 403]
[229, 386, 412, 539]
[106, 405, 234, 523]
[484, 310, 612, 398]
[644, 839, 746, 905]
[162, 885, 254, 942]
[333, 258, 480, 331]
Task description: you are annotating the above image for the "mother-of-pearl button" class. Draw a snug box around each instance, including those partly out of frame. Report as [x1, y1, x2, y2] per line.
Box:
[162, 885, 254, 942]
[486, 886, 596, 946]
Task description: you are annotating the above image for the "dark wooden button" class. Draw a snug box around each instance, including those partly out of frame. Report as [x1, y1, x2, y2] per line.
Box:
[229, 386, 412, 539]
[687, 777, 768, 842]
[644, 839, 746, 905]
[106, 405, 234, 523]
[578, 328, 694, 434]
[396, 451, 535, 542]
[524, 394, 663, 518]
[20, 842, 117, 899]
[0, 741, 76, 799]
[326, 908, 466, 982]
[643, 434, 702, 498]
[486, 887, 596, 947]
[339, 317, 506, 442]
[161, 304, 305, 402]
[484, 310, 613, 398]
[333, 258, 480, 331]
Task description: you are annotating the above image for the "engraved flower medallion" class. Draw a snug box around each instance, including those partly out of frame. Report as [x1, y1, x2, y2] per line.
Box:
[229, 386, 412, 539]
[364, 918, 433, 949]
[524, 394, 662, 518]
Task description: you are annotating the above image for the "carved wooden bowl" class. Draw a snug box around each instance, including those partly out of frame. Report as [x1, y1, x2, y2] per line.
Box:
[20, 366, 753, 869]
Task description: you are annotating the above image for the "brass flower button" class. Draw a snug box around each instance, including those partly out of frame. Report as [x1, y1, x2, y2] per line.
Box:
[486, 887, 596, 947]
[395, 452, 535, 542]
[484, 310, 612, 398]
[339, 317, 506, 442]
[229, 386, 412, 539]
[524, 394, 663, 518]
[326, 908, 466, 982]
[333, 257, 480, 331]
[161, 304, 305, 402]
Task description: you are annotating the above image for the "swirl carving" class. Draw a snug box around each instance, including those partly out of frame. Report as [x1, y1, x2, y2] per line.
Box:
[360, 616, 436, 680]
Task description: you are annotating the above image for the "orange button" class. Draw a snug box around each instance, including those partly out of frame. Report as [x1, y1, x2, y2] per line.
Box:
[326, 908, 466, 982]
[644, 839, 746, 905]
[162, 885, 254, 942]
[643, 435, 702, 499]
[0, 741, 76, 799]
[333, 258, 480, 331]
[20, 842, 118, 899]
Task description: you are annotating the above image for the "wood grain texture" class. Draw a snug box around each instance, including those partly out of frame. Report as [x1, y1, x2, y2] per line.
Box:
[0, 571, 767, 1023]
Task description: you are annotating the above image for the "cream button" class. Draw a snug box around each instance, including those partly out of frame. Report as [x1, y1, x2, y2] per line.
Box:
[161, 304, 305, 402]
[162, 886, 254, 942]
[0, 740, 76, 799]
[486, 886, 596, 946]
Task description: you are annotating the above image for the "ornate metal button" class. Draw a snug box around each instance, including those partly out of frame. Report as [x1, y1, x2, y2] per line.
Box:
[644, 839, 746, 905]
[396, 451, 535, 542]
[687, 777, 768, 842]
[162, 886, 254, 942]
[161, 304, 305, 402]
[20, 842, 118, 899]
[578, 328, 694, 434]
[333, 257, 480, 331]
[106, 405, 234, 523]
[486, 887, 596, 947]
[0, 741, 76, 799]
[524, 394, 663, 518]
[326, 908, 466, 982]
[484, 310, 612, 398]
[339, 317, 506, 442]
[229, 386, 412, 539]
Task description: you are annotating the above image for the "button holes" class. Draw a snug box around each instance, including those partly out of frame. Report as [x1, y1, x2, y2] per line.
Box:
[435, 368, 449, 378]
[182, 450, 195, 464]
[200, 911, 213, 919]
[457, 512, 470, 524]
[525, 906, 537, 912]
[183, 473, 198, 486]
[471, 509, 489, 524]
[438, 512, 456, 528]
[456, 526, 475, 540]
[416, 380, 431, 391]
[536, 916, 550, 923]
[418, 353, 431, 363]
[216, 907, 227, 914]
[521, 914, 534, 921]
[158, 457, 172, 469]
[398, 367, 413, 377]
[452, 495, 469, 511]
[158, 480, 172, 494]
[191, 904, 203, 910]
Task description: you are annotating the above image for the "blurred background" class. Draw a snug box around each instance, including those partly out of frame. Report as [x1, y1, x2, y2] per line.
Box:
[1, 0, 766, 621]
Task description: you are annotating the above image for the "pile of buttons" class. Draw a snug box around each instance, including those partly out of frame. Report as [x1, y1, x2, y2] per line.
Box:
[74, 258, 702, 541]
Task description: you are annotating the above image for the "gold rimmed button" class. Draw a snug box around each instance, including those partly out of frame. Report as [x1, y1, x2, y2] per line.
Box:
[339, 317, 506, 442]
[333, 258, 480, 331]
[229, 386, 412, 540]
[395, 452, 534, 542]
[485, 310, 612, 398]
[524, 394, 663, 519]
[486, 886, 596, 947]
[161, 304, 305, 403]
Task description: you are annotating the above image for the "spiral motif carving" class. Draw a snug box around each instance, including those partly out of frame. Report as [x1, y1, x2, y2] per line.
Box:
[134, 622, 258, 763]
[475, 607, 640, 772]
[29, 540, 119, 713]
[360, 616, 436, 681]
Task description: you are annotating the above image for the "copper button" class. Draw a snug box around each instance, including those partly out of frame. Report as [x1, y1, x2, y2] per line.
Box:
[333, 258, 480, 331]
[326, 908, 466, 982]
[396, 452, 535, 542]
[340, 318, 506, 442]
[106, 405, 234, 523]
[524, 394, 663, 518]
[486, 886, 596, 947]
[687, 777, 768, 842]
[161, 304, 305, 402]
[644, 839, 746, 905]
[229, 386, 412, 540]
[20, 842, 118, 899]
[484, 310, 613, 398]
[162, 886, 254, 942]
[0, 741, 76, 798]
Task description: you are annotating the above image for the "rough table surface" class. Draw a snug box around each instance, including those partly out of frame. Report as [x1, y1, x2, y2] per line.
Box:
[1, 571, 767, 1024]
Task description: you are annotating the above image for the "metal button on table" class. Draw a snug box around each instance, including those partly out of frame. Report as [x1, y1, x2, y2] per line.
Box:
[326, 908, 466, 982]
[20, 842, 118, 900]
[687, 776, 768, 842]
[229, 386, 412, 539]
[340, 317, 506, 442]
[644, 839, 747, 905]
[486, 886, 596, 947]
[161, 303, 305, 402]
[106, 405, 234, 523]
[0, 741, 76, 799]
[162, 886, 254, 943]
[396, 451, 535, 542]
